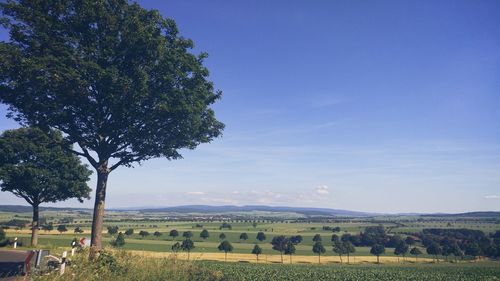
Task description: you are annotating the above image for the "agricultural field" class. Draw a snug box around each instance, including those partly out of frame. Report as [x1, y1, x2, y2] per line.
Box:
[201, 261, 500, 281]
[1, 207, 499, 264]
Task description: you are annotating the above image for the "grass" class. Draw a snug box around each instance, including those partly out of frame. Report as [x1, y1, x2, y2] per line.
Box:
[30, 250, 500, 281]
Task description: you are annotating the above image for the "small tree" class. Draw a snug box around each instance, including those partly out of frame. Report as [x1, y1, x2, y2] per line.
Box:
[313, 234, 322, 242]
[57, 225, 68, 234]
[426, 243, 442, 262]
[252, 221, 258, 229]
[240, 233, 249, 241]
[218, 240, 233, 261]
[153, 231, 162, 238]
[271, 235, 287, 263]
[290, 235, 303, 245]
[284, 239, 296, 264]
[370, 244, 385, 264]
[256, 232, 266, 242]
[169, 229, 179, 241]
[405, 237, 416, 248]
[125, 229, 134, 236]
[252, 244, 262, 262]
[394, 242, 409, 262]
[312, 242, 326, 264]
[171, 242, 181, 257]
[107, 226, 119, 236]
[0, 128, 91, 246]
[139, 230, 150, 238]
[331, 234, 340, 243]
[344, 241, 356, 264]
[332, 242, 347, 263]
[0, 228, 6, 241]
[410, 247, 422, 262]
[111, 232, 125, 247]
[200, 229, 209, 240]
[219, 233, 226, 241]
[41, 224, 53, 233]
[181, 239, 195, 260]
[464, 243, 481, 260]
[74, 227, 84, 234]
[183, 231, 193, 239]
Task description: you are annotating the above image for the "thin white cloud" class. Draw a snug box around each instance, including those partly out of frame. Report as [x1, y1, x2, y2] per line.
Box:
[315, 185, 330, 195]
[485, 195, 500, 199]
[187, 191, 206, 196]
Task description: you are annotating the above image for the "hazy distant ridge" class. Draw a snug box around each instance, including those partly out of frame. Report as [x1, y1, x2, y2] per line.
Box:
[1, 204, 498, 218]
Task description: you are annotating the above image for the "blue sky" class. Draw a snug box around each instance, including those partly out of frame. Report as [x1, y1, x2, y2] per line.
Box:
[1, 0, 499, 213]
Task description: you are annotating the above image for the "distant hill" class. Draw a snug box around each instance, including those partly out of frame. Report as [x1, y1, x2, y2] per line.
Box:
[137, 205, 377, 217]
[0, 204, 498, 218]
[0, 205, 89, 213]
[421, 211, 500, 218]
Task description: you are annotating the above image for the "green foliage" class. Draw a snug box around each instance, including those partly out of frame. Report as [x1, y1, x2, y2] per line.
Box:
[183, 231, 193, 239]
[35, 250, 223, 281]
[42, 223, 54, 232]
[239, 233, 248, 240]
[256, 232, 266, 242]
[370, 244, 385, 262]
[181, 239, 195, 252]
[0, 227, 5, 241]
[0, 0, 224, 252]
[312, 234, 322, 242]
[124, 229, 134, 236]
[57, 224, 68, 233]
[107, 226, 119, 235]
[169, 229, 179, 239]
[202, 262, 500, 281]
[312, 242, 326, 255]
[171, 242, 181, 253]
[251, 244, 262, 257]
[0, 128, 92, 206]
[153, 231, 162, 237]
[410, 247, 422, 257]
[139, 230, 149, 238]
[0, 0, 225, 170]
[219, 233, 226, 240]
[111, 232, 126, 247]
[218, 240, 233, 254]
[394, 242, 409, 257]
[200, 229, 209, 240]
[426, 243, 442, 258]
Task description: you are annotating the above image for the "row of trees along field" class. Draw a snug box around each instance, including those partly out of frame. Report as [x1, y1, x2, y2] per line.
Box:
[0, 0, 224, 258]
[105, 225, 500, 263]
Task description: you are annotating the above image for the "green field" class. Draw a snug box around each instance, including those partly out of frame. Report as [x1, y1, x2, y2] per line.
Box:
[201, 261, 500, 281]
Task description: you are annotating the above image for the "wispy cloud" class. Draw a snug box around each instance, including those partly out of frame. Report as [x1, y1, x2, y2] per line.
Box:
[187, 191, 206, 196]
[485, 195, 500, 199]
[315, 185, 330, 195]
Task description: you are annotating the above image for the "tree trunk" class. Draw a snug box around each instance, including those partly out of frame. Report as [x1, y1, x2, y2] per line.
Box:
[347, 253, 350, 264]
[90, 164, 109, 259]
[318, 254, 321, 264]
[339, 255, 342, 264]
[280, 252, 283, 263]
[31, 204, 39, 246]
[225, 252, 227, 261]
[289, 254, 292, 264]
[377, 255, 380, 264]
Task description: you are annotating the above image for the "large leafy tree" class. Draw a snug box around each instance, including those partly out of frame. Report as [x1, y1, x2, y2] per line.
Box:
[0, 0, 224, 256]
[0, 127, 91, 246]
